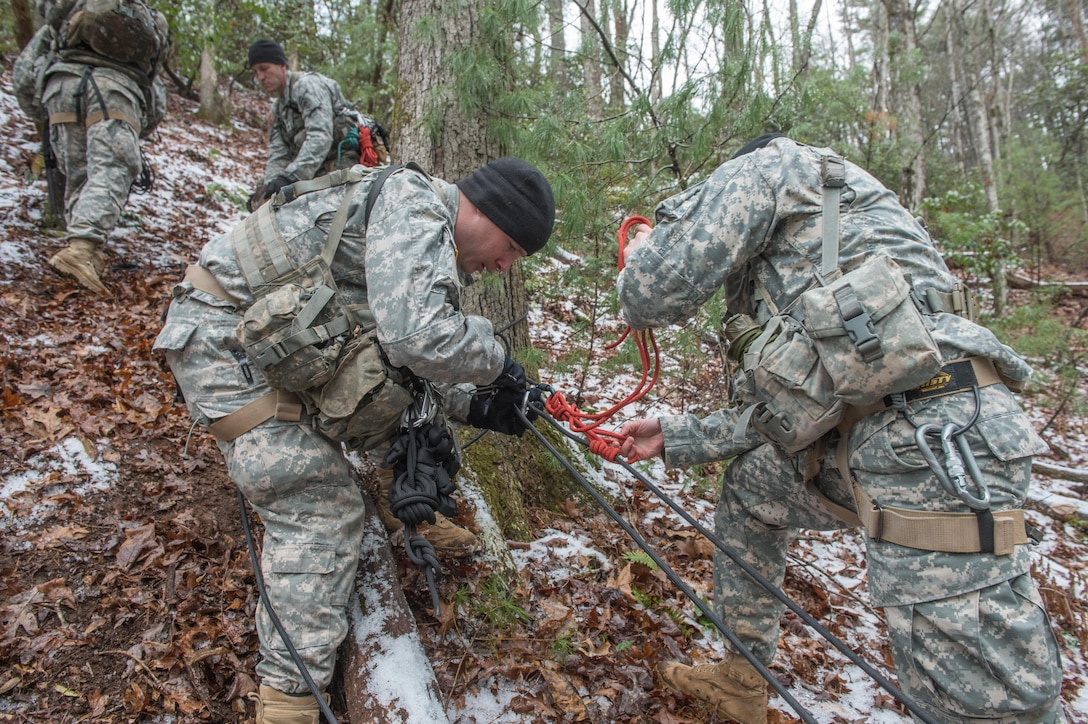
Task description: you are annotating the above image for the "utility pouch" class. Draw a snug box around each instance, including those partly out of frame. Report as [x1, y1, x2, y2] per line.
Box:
[236, 257, 351, 392]
[734, 314, 844, 453]
[800, 254, 943, 405]
[309, 333, 415, 450]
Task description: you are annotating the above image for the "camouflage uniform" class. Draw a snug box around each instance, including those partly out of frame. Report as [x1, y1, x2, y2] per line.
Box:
[36, 0, 168, 291]
[263, 71, 374, 184]
[42, 63, 161, 244]
[154, 167, 506, 693]
[618, 137, 1063, 722]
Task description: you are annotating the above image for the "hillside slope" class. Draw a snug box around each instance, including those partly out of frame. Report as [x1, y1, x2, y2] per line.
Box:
[2, 75, 1087, 723]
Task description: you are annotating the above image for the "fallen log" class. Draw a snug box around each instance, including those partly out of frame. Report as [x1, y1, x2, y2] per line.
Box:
[1007, 272, 1088, 298]
[1033, 460, 1088, 484]
[339, 489, 449, 723]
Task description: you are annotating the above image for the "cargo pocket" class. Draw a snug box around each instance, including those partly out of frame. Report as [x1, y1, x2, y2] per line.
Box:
[267, 544, 339, 650]
[152, 320, 198, 353]
[975, 411, 1050, 462]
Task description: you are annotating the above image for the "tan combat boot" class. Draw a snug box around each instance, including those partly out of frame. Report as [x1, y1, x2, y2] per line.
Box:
[48, 238, 108, 293]
[249, 686, 328, 724]
[372, 466, 478, 554]
[658, 653, 769, 724]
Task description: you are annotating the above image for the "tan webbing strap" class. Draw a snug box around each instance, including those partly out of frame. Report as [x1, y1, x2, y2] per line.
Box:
[49, 109, 141, 134]
[183, 264, 239, 305]
[850, 484, 1028, 555]
[207, 390, 303, 443]
[822, 356, 1026, 554]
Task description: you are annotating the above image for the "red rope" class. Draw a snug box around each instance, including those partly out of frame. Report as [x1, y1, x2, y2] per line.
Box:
[545, 216, 659, 462]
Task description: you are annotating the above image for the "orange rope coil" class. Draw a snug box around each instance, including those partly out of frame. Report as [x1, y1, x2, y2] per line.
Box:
[544, 216, 659, 462]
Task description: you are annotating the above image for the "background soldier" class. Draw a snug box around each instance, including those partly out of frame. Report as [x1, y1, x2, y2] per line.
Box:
[247, 38, 389, 211]
[35, 0, 170, 294]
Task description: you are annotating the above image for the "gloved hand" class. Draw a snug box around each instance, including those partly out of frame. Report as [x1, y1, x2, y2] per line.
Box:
[246, 182, 267, 212]
[260, 174, 295, 202]
[468, 387, 534, 436]
[493, 356, 528, 390]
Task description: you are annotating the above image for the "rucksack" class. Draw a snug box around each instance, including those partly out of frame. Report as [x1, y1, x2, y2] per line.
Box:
[729, 152, 944, 453]
[58, 0, 169, 77]
[233, 164, 423, 450]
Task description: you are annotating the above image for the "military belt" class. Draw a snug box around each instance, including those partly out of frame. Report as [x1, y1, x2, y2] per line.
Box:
[207, 389, 302, 443]
[49, 109, 141, 134]
[806, 356, 1031, 555]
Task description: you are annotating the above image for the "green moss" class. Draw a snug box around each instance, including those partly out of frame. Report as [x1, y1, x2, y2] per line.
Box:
[459, 420, 584, 541]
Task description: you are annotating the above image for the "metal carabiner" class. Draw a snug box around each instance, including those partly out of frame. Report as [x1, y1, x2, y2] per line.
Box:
[915, 423, 991, 511]
[402, 380, 439, 428]
[946, 425, 991, 511]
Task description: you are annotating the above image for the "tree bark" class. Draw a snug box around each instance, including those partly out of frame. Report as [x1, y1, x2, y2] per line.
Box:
[197, 47, 230, 125]
[12, 0, 34, 48]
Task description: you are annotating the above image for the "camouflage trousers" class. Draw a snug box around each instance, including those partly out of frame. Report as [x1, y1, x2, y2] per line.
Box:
[155, 288, 366, 694]
[42, 68, 143, 245]
[712, 383, 1063, 722]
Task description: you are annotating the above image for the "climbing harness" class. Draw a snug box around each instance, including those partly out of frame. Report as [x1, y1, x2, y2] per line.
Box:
[544, 216, 661, 461]
[384, 381, 460, 615]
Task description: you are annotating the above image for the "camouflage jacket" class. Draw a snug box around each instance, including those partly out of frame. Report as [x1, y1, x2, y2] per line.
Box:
[264, 71, 361, 184]
[197, 166, 504, 415]
[617, 136, 1034, 467]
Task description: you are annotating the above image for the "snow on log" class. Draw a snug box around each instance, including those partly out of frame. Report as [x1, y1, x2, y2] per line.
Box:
[339, 491, 449, 723]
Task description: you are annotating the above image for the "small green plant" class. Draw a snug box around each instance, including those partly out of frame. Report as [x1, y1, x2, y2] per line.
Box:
[204, 181, 249, 210]
[622, 549, 658, 569]
[631, 586, 659, 609]
[615, 639, 634, 653]
[549, 631, 576, 663]
[472, 574, 531, 630]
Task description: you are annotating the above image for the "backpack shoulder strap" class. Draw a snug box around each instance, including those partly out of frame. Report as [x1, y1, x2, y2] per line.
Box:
[819, 153, 846, 277]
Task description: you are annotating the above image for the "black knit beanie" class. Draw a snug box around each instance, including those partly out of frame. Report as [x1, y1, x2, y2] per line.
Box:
[248, 39, 287, 67]
[731, 132, 787, 159]
[456, 158, 555, 255]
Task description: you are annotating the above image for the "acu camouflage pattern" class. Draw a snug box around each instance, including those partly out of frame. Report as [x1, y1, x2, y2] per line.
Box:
[41, 66, 144, 245]
[620, 137, 1062, 721]
[154, 166, 507, 692]
[264, 71, 374, 183]
[34, 0, 168, 245]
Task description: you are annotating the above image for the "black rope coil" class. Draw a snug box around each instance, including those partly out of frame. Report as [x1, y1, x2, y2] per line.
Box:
[384, 419, 461, 614]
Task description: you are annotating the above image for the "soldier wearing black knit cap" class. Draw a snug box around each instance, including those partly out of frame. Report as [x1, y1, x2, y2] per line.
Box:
[247, 38, 389, 211]
[155, 157, 556, 723]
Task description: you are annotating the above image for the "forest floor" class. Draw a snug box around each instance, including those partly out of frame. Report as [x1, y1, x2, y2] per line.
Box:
[2, 75, 1087, 724]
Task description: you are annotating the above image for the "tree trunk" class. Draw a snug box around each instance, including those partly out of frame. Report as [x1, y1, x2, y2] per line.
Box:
[580, 0, 604, 118]
[196, 47, 230, 125]
[548, 0, 569, 93]
[11, 0, 34, 49]
[950, 0, 1006, 314]
[884, 0, 926, 210]
[395, 0, 571, 544]
[609, 0, 628, 113]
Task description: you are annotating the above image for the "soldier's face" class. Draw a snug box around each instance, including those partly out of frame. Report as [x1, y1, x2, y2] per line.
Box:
[454, 196, 528, 275]
[253, 63, 288, 95]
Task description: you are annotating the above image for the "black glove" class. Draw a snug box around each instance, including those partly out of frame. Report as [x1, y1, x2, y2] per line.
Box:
[468, 387, 533, 436]
[260, 174, 295, 202]
[494, 356, 528, 390]
[246, 183, 266, 212]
